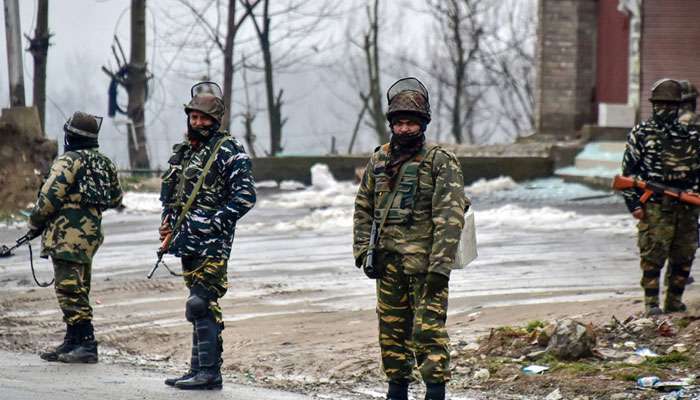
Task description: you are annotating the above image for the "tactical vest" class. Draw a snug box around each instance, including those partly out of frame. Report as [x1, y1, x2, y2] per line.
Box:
[655, 129, 700, 185]
[373, 145, 438, 225]
[67, 149, 119, 210]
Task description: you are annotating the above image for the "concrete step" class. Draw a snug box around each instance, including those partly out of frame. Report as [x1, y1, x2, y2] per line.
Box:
[575, 158, 621, 170]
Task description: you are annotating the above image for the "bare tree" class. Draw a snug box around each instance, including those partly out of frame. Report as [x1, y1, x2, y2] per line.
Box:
[25, 0, 51, 132]
[175, 0, 259, 131]
[359, 0, 387, 145]
[426, 0, 490, 145]
[480, 0, 535, 138]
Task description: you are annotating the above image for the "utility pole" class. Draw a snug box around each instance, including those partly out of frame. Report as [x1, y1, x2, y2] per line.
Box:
[4, 0, 26, 106]
[26, 0, 51, 131]
[127, 0, 150, 170]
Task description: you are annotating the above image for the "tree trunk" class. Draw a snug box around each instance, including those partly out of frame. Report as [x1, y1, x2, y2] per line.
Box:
[259, 0, 283, 155]
[4, 0, 26, 107]
[29, 0, 50, 132]
[222, 0, 236, 131]
[127, 0, 150, 170]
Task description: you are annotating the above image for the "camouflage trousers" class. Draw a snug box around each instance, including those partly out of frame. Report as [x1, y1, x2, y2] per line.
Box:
[52, 258, 93, 325]
[637, 202, 698, 306]
[375, 251, 450, 384]
[181, 256, 228, 324]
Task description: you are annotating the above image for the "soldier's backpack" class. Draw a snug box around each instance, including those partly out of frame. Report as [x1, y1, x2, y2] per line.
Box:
[454, 207, 477, 269]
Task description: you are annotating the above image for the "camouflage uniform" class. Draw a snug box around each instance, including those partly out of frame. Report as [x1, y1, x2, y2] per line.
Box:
[622, 79, 700, 313]
[161, 84, 256, 389]
[353, 140, 467, 385]
[29, 148, 122, 323]
[29, 111, 122, 363]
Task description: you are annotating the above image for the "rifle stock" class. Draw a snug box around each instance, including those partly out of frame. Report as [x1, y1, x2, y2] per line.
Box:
[612, 175, 700, 207]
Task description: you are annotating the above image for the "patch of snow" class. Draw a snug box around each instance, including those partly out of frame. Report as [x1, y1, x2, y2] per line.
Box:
[120, 192, 162, 213]
[280, 180, 306, 191]
[256, 180, 279, 188]
[556, 165, 618, 178]
[465, 176, 518, 195]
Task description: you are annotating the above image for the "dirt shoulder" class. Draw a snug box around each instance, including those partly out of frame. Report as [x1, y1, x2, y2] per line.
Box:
[1, 284, 697, 399]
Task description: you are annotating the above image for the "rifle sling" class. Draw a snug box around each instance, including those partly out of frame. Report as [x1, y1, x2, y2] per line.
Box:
[170, 136, 227, 237]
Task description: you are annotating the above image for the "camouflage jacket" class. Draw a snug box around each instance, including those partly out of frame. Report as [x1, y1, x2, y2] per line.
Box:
[28, 149, 123, 264]
[679, 110, 700, 129]
[622, 119, 700, 212]
[160, 132, 256, 259]
[353, 144, 468, 278]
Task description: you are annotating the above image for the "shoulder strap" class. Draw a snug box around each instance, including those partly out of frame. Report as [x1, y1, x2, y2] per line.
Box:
[171, 136, 227, 233]
[374, 152, 419, 241]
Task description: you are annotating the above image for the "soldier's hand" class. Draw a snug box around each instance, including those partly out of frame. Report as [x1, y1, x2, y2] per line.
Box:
[355, 251, 367, 268]
[363, 263, 382, 279]
[632, 208, 645, 220]
[26, 229, 42, 240]
[159, 222, 172, 242]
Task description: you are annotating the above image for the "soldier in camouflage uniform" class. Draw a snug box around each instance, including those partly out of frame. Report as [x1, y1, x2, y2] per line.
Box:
[621, 78, 700, 316]
[353, 78, 468, 400]
[679, 80, 699, 129]
[160, 82, 256, 390]
[28, 111, 123, 363]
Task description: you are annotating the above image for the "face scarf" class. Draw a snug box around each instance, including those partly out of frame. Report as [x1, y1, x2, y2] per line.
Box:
[64, 133, 99, 152]
[186, 120, 220, 145]
[652, 104, 679, 126]
[385, 131, 426, 185]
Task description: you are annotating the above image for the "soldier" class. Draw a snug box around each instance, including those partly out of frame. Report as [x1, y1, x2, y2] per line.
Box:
[28, 111, 123, 363]
[160, 82, 256, 390]
[353, 77, 468, 400]
[621, 78, 700, 316]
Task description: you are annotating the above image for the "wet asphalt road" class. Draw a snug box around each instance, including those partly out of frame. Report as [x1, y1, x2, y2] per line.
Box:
[0, 351, 313, 400]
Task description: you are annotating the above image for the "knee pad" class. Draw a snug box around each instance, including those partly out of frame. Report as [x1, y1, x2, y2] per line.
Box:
[185, 295, 209, 322]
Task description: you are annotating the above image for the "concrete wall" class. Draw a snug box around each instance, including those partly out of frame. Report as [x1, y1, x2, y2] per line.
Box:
[535, 0, 597, 138]
[251, 156, 553, 185]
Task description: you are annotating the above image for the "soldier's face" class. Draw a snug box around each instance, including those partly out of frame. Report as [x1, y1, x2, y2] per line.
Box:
[392, 119, 421, 136]
[189, 111, 215, 129]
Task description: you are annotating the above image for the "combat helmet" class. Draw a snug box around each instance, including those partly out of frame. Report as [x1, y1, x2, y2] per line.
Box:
[679, 80, 699, 102]
[649, 78, 682, 103]
[184, 81, 225, 126]
[386, 77, 431, 123]
[63, 111, 103, 138]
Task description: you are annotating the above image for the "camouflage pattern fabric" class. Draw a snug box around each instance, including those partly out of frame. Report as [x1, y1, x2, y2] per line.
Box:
[160, 132, 256, 259]
[679, 110, 700, 129]
[375, 251, 450, 383]
[353, 143, 467, 278]
[181, 256, 228, 324]
[638, 202, 698, 308]
[53, 259, 93, 324]
[621, 119, 700, 213]
[29, 149, 123, 264]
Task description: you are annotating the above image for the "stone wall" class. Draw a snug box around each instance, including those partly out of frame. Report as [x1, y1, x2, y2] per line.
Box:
[535, 0, 598, 138]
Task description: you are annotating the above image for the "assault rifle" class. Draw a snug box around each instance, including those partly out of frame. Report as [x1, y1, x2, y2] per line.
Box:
[364, 221, 379, 276]
[147, 230, 173, 279]
[611, 175, 700, 206]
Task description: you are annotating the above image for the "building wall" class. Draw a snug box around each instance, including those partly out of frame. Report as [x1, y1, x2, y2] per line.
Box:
[596, 0, 630, 104]
[535, 0, 597, 138]
[640, 0, 700, 119]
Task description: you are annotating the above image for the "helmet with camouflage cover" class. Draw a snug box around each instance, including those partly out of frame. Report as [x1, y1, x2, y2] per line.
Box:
[679, 80, 699, 102]
[649, 78, 682, 103]
[184, 81, 225, 126]
[63, 111, 103, 138]
[386, 77, 431, 123]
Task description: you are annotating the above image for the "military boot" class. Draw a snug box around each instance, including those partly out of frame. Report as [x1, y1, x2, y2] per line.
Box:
[40, 323, 78, 362]
[175, 317, 222, 390]
[425, 382, 446, 400]
[58, 320, 98, 364]
[664, 293, 688, 313]
[644, 298, 663, 317]
[386, 380, 408, 400]
[665, 263, 690, 313]
[165, 328, 199, 386]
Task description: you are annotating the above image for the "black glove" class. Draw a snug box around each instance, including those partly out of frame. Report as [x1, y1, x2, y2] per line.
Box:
[363, 263, 382, 279]
[425, 272, 449, 298]
[26, 228, 42, 240]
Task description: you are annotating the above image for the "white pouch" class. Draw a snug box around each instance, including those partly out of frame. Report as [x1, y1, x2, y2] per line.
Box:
[454, 207, 477, 268]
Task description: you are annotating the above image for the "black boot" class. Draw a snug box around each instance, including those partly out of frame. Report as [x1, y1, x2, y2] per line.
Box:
[175, 317, 222, 390]
[41, 324, 78, 362]
[386, 380, 409, 400]
[425, 382, 445, 400]
[58, 320, 98, 364]
[165, 328, 199, 386]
